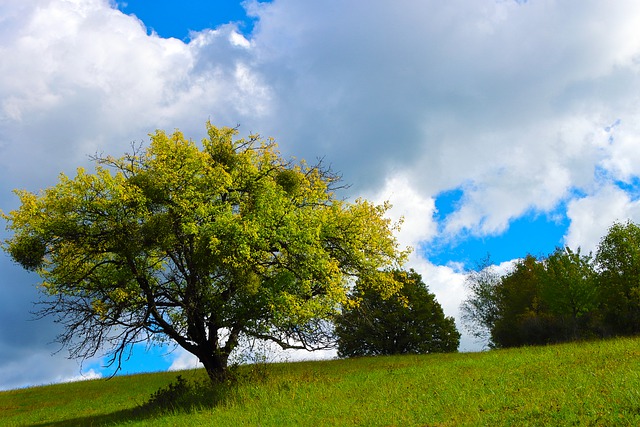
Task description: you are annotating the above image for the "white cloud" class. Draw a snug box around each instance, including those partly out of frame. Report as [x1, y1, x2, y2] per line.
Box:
[236, 0, 640, 237]
[565, 185, 640, 253]
[367, 175, 438, 251]
[600, 119, 640, 183]
[0, 0, 271, 192]
[61, 369, 103, 384]
[168, 349, 202, 372]
[0, 350, 102, 391]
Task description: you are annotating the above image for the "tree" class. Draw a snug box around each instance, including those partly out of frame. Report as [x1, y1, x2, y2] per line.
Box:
[334, 269, 460, 357]
[491, 254, 547, 347]
[539, 247, 599, 340]
[2, 122, 407, 382]
[595, 221, 640, 336]
[460, 255, 501, 348]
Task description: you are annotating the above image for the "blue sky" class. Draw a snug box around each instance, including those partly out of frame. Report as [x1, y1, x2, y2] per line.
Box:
[3, 0, 640, 390]
[428, 188, 570, 267]
[116, 0, 260, 39]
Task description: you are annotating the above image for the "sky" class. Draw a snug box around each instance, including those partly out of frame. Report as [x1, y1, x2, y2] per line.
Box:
[2, 0, 640, 390]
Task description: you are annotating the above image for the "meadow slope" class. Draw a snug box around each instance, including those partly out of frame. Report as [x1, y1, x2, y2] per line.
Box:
[1, 337, 639, 426]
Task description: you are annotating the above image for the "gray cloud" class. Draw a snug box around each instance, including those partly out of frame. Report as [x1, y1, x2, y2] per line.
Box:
[245, 0, 640, 214]
[3, 0, 640, 388]
[0, 255, 95, 390]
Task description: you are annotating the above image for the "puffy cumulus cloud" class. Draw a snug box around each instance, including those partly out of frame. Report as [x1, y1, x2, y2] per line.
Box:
[168, 349, 202, 372]
[565, 185, 640, 254]
[562, 118, 640, 253]
[61, 368, 102, 383]
[0, 345, 103, 391]
[0, 0, 270, 192]
[366, 175, 438, 252]
[244, 0, 640, 237]
[599, 119, 640, 183]
[4, 0, 640, 230]
[440, 115, 609, 237]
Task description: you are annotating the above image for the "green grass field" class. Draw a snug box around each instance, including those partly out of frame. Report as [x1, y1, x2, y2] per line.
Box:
[2, 337, 640, 426]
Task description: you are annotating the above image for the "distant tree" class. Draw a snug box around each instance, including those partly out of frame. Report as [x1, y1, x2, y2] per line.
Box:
[539, 247, 599, 340]
[2, 122, 408, 383]
[460, 255, 501, 348]
[595, 221, 640, 336]
[491, 254, 547, 347]
[334, 269, 460, 357]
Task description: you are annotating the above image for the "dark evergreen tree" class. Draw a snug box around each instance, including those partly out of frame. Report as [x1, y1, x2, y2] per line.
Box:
[335, 269, 460, 357]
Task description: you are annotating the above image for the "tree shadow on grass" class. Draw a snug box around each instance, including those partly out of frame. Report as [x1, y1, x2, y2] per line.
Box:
[26, 375, 234, 427]
[26, 406, 155, 427]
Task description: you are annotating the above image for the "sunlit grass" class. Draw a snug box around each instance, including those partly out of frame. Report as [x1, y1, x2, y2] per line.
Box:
[2, 337, 640, 426]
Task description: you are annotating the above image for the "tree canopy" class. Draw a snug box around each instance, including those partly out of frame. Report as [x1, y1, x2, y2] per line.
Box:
[595, 221, 640, 335]
[2, 122, 408, 382]
[459, 256, 501, 347]
[334, 269, 460, 357]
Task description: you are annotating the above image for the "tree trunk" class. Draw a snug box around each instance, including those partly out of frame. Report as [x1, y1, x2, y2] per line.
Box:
[198, 350, 230, 383]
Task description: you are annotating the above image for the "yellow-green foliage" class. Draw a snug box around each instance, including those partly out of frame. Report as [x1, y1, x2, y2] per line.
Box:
[4, 123, 406, 320]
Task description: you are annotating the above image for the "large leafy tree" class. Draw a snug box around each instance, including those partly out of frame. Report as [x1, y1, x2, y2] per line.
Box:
[334, 269, 460, 357]
[2, 123, 407, 382]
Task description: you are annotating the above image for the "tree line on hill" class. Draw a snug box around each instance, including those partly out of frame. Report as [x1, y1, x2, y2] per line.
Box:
[461, 221, 640, 348]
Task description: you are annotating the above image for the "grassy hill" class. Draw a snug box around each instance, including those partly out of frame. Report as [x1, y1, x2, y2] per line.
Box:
[2, 337, 640, 426]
